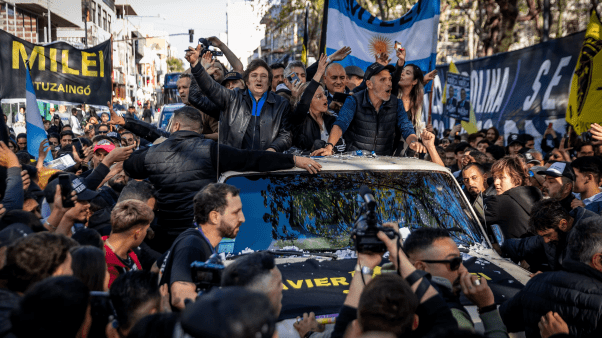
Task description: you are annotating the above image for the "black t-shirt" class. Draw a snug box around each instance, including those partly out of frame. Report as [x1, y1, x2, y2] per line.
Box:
[159, 228, 214, 287]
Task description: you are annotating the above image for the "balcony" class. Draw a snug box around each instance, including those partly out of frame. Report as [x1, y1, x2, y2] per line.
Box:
[14, 0, 83, 28]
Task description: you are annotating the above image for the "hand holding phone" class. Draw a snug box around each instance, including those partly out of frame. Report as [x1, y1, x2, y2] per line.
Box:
[287, 72, 300, 85]
[58, 174, 75, 208]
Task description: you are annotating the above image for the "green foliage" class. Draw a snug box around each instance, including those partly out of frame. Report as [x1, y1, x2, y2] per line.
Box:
[166, 57, 184, 73]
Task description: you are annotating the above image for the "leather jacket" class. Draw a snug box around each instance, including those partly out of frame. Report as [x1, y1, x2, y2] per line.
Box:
[190, 63, 292, 152]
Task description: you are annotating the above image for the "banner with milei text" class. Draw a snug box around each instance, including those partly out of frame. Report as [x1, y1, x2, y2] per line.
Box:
[0, 29, 111, 105]
[431, 31, 586, 149]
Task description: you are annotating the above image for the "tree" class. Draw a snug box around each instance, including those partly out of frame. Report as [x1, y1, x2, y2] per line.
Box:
[166, 57, 185, 73]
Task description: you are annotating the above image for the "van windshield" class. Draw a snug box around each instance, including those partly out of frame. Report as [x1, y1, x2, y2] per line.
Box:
[220, 170, 487, 254]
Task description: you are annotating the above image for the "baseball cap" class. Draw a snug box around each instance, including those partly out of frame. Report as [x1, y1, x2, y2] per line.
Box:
[93, 139, 115, 153]
[44, 174, 99, 202]
[507, 133, 524, 146]
[363, 62, 395, 81]
[221, 71, 243, 85]
[107, 131, 121, 142]
[524, 152, 541, 165]
[345, 65, 364, 78]
[537, 161, 575, 181]
[0, 223, 32, 247]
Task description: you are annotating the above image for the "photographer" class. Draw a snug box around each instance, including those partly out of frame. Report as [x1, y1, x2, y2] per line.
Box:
[158, 183, 245, 310]
[331, 222, 456, 338]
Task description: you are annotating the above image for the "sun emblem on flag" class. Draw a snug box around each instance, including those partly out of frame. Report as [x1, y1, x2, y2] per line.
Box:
[368, 35, 393, 58]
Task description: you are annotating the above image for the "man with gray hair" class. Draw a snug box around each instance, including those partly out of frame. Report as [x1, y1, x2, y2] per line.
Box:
[276, 61, 308, 105]
[500, 217, 602, 337]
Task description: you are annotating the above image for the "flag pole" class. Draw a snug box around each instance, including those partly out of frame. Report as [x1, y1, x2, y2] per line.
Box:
[318, 0, 329, 55]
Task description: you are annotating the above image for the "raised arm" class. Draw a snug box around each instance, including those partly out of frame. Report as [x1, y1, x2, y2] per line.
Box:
[186, 48, 234, 111]
[107, 101, 169, 143]
[290, 55, 328, 126]
[208, 36, 244, 73]
[187, 77, 221, 121]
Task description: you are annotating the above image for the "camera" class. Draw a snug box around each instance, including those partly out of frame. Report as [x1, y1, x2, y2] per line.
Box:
[351, 186, 398, 253]
[190, 254, 225, 291]
[198, 38, 224, 57]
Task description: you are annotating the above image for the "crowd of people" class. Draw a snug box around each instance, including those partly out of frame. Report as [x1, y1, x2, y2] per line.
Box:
[0, 36, 602, 338]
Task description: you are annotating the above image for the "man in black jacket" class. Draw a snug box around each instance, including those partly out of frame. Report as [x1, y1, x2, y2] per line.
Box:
[122, 106, 320, 253]
[500, 217, 602, 337]
[502, 199, 600, 272]
[186, 47, 292, 152]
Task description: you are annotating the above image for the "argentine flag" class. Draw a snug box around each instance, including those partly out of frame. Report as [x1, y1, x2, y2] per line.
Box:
[25, 66, 52, 162]
[326, 0, 440, 76]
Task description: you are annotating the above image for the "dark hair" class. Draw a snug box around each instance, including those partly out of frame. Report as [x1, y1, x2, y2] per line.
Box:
[358, 274, 418, 338]
[487, 127, 500, 141]
[110, 271, 161, 332]
[467, 150, 490, 164]
[193, 183, 240, 225]
[462, 162, 485, 176]
[0, 210, 43, 232]
[179, 73, 192, 80]
[72, 228, 104, 249]
[468, 133, 485, 144]
[403, 228, 451, 258]
[118, 180, 157, 204]
[173, 106, 203, 131]
[491, 155, 529, 187]
[222, 252, 275, 287]
[523, 134, 534, 142]
[576, 141, 594, 153]
[444, 144, 457, 153]
[127, 313, 180, 338]
[477, 139, 491, 147]
[16, 133, 27, 140]
[486, 145, 506, 160]
[269, 62, 285, 71]
[15, 151, 32, 167]
[4, 233, 79, 292]
[181, 287, 276, 338]
[71, 108, 78, 114]
[70, 246, 107, 291]
[571, 156, 602, 181]
[528, 199, 570, 233]
[454, 142, 470, 155]
[10, 276, 90, 338]
[402, 64, 424, 124]
[110, 200, 154, 234]
[22, 164, 38, 182]
[568, 217, 602, 264]
[60, 130, 74, 139]
[244, 59, 273, 88]
[97, 124, 109, 131]
[48, 133, 60, 141]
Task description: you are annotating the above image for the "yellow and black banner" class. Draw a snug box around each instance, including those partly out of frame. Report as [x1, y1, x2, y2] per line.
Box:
[567, 11, 602, 134]
[0, 29, 112, 105]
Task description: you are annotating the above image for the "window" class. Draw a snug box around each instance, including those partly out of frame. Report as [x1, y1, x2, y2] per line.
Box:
[98, 5, 101, 25]
[91, 2, 96, 24]
[103, 10, 107, 31]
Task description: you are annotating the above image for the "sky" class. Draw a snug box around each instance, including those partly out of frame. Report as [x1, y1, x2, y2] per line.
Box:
[124, 0, 230, 60]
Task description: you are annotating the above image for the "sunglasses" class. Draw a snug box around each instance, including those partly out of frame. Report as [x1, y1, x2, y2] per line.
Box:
[421, 256, 463, 271]
[98, 130, 109, 134]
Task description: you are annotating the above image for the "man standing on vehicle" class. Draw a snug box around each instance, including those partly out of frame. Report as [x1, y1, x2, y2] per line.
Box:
[187, 46, 292, 152]
[404, 228, 509, 337]
[311, 62, 424, 156]
[122, 107, 320, 253]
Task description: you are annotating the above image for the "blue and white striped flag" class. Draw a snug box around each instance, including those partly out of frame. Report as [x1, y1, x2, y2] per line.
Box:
[326, 0, 440, 76]
[25, 66, 52, 161]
